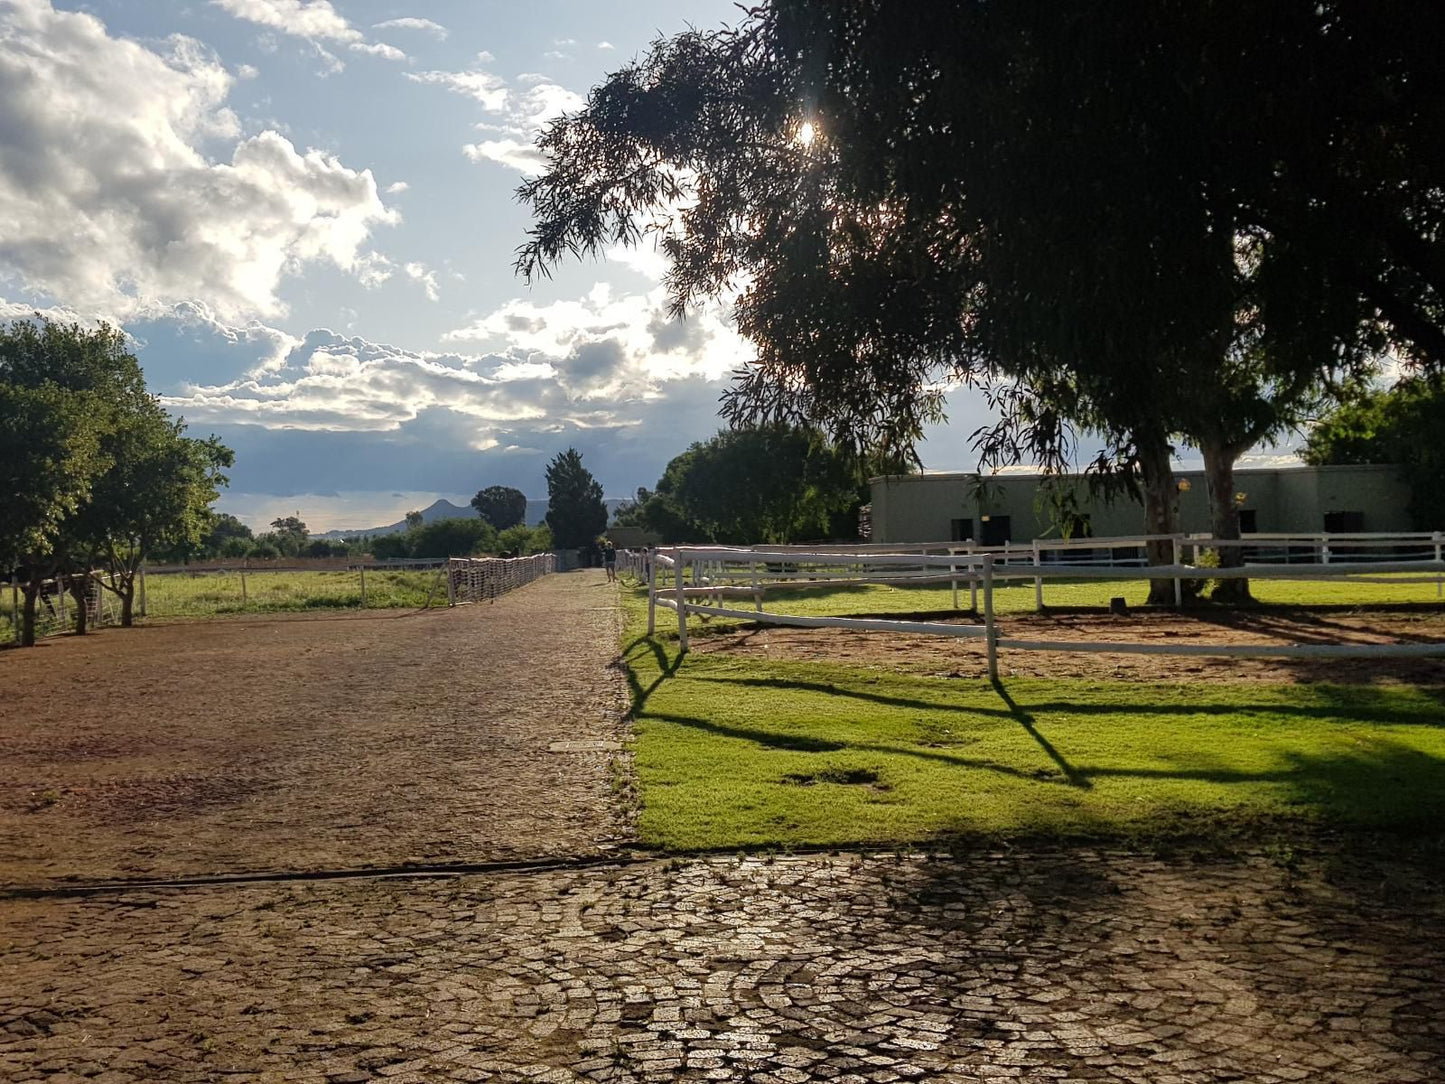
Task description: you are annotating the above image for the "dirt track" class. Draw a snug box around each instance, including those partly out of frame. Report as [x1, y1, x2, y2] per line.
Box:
[0, 572, 628, 886]
[687, 606, 1445, 684]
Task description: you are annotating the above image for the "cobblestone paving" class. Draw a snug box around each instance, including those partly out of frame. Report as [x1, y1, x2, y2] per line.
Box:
[0, 572, 628, 885]
[4, 842, 1441, 1082]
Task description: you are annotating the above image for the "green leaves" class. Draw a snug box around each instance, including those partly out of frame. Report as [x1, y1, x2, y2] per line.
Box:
[544, 448, 608, 549]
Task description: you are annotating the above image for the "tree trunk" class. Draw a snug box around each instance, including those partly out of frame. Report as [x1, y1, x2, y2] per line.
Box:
[1137, 432, 1180, 605]
[69, 575, 89, 635]
[1202, 437, 1252, 602]
[20, 582, 38, 647]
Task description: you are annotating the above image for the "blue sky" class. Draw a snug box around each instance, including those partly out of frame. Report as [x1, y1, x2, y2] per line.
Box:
[2, 1, 1261, 531]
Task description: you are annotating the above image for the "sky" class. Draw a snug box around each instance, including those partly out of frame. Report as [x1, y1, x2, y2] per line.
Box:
[1, 1, 1286, 532]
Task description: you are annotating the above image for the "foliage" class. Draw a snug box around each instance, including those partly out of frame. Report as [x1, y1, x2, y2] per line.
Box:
[370, 517, 499, 560]
[641, 426, 862, 544]
[519, 2, 1442, 588]
[1, 317, 234, 642]
[405, 509, 424, 529]
[544, 447, 608, 549]
[497, 522, 552, 556]
[1300, 374, 1445, 530]
[471, 484, 529, 531]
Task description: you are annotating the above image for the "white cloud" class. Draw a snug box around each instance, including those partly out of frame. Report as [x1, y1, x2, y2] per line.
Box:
[384, 180, 409, 194]
[404, 262, 440, 302]
[372, 17, 447, 39]
[0, 1, 398, 321]
[214, 0, 407, 65]
[476, 49, 495, 63]
[412, 63, 583, 174]
[212, 0, 360, 43]
[348, 40, 407, 62]
[405, 68, 508, 110]
[597, 41, 615, 50]
[463, 139, 545, 175]
[236, 62, 259, 78]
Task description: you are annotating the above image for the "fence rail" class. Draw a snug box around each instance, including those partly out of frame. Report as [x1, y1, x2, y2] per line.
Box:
[640, 533, 1445, 675]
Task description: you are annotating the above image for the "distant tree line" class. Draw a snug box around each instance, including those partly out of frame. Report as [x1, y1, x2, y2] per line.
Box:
[613, 425, 903, 544]
[2, 318, 232, 645]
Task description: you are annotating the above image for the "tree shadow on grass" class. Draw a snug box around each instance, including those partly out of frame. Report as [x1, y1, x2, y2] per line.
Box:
[620, 634, 684, 714]
[695, 673, 1445, 728]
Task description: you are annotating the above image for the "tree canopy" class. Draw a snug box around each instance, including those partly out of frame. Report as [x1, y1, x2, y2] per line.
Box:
[519, 0, 1443, 596]
[471, 485, 529, 531]
[544, 448, 608, 550]
[1, 317, 234, 642]
[640, 426, 865, 544]
[1301, 375, 1445, 531]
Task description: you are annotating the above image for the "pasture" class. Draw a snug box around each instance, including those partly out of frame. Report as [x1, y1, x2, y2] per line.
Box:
[0, 568, 447, 644]
[621, 581, 1445, 852]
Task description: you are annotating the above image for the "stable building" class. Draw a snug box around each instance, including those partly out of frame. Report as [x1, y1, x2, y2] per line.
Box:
[868, 463, 1413, 544]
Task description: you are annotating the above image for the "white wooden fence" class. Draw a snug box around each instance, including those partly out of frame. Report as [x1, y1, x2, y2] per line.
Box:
[641, 534, 1445, 678]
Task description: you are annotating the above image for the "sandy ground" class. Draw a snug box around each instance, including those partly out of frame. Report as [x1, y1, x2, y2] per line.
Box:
[686, 605, 1445, 684]
[0, 571, 628, 886]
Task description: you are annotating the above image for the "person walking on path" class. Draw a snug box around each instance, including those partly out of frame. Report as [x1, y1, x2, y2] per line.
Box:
[602, 538, 617, 582]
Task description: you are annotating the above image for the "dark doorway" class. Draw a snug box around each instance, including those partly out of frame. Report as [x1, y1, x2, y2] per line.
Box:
[981, 515, 1012, 546]
[950, 518, 973, 542]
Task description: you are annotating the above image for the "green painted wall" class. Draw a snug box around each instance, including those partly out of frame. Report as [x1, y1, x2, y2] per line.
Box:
[869, 464, 1415, 544]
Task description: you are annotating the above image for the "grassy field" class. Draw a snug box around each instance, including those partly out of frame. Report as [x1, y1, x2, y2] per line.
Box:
[0, 568, 446, 642]
[632, 569, 1445, 629]
[620, 589, 1445, 851]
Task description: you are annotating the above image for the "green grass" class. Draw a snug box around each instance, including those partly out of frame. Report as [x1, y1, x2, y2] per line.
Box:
[644, 570, 1445, 630]
[621, 590, 1445, 851]
[1, 569, 446, 641]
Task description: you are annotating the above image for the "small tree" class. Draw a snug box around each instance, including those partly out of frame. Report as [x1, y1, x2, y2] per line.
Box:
[1301, 374, 1445, 530]
[405, 509, 424, 529]
[268, 516, 309, 557]
[545, 448, 607, 550]
[471, 485, 528, 530]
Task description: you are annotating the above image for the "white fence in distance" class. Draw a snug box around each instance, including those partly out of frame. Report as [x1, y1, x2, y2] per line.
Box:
[641, 536, 1445, 678]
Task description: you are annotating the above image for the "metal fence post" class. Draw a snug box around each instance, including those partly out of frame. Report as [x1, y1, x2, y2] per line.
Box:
[674, 547, 688, 653]
[983, 552, 998, 682]
[647, 548, 657, 635]
[359, 565, 367, 609]
[240, 568, 247, 604]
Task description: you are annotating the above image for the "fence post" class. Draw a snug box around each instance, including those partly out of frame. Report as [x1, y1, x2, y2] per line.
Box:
[58, 574, 67, 629]
[950, 554, 959, 611]
[1435, 532, 1442, 599]
[240, 568, 247, 604]
[9, 581, 17, 639]
[1321, 533, 1331, 565]
[647, 548, 657, 635]
[139, 564, 148, 617]
[751, 560, 762, 612]
[1171, 537, 1182, 607]
[359, 565, 367, 609]
[1032, 540, 1043, 611]
[674, 547, 688, 654]
[446, 560, 456, 606]
[983, 553, 998, 682]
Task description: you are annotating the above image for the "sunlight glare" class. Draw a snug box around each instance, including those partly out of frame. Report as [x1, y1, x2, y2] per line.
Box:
[796, 120, 816, 147]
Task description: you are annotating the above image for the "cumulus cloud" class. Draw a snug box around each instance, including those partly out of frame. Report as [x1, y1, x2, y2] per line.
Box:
[405, 68, 508, 109]
[0, 0, 397, 321]
[372, 17, 447, 39]
[597, 41, 615, 50]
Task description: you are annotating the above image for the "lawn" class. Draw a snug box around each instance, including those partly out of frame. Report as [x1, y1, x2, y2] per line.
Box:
[637, 568, 1445, 627]
[620, 589, 1445, 851]
[0, 568, 446, 642]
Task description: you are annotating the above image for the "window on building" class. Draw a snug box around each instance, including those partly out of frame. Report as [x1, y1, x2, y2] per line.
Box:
[1323, 510, 1364, 533]
[981, 515, 1012, 546]
[1238, 509, 1257, 534]
[950, 517, 973, 542]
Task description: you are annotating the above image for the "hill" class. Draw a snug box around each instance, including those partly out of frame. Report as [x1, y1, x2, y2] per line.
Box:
[318, 497, 629, 539]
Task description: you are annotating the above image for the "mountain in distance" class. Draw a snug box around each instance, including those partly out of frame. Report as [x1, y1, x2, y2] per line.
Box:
[317, 497, 629, 539]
